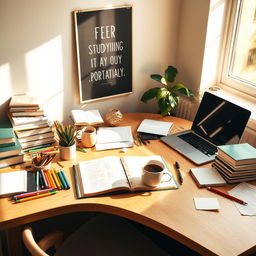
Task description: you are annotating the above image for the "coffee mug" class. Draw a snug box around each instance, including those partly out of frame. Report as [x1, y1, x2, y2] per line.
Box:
[142, 160, 172, 187]
[81, 126, 97, 148]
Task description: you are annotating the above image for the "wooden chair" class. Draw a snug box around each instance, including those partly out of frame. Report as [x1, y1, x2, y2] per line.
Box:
[22, 214, 170, 256]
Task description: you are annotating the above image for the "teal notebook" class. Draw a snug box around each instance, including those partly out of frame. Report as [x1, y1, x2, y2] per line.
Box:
[217, 143, 256, 166]
[0, 119, 15, 146]
[0, 135, 23, 159]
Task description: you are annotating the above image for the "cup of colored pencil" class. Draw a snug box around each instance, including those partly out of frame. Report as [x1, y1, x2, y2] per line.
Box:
[32, 152, 56, 170]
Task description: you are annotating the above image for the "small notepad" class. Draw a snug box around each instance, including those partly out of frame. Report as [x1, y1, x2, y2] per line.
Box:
[190, 167, 227, 188]
[194, 197, 220, 211]
[0, 170, 27, 197]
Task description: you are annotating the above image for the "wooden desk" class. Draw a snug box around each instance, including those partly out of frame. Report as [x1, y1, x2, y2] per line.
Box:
[1, 113, 256, 256]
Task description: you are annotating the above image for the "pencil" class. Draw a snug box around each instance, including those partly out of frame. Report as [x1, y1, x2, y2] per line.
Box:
[46, 170, 57, 189]
[56, 171, 66, 188]
[43, 170, 52, 189]
[54, 169, 63, 189]
[76, 147, 87, 153]
[57, 161, 64, 168]
[12, 189, 55, 200]
[51, 169, 62, 190]
[14, 190, 57, 203]
[60, 170, 70, 189]
[207, 187, 248, 205]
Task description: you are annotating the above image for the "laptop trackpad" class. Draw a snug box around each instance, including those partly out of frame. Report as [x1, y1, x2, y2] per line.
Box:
[175, 143, 197, 154]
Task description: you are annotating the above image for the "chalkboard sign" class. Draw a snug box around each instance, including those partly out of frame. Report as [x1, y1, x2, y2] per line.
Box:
[74, 6, 133, 103]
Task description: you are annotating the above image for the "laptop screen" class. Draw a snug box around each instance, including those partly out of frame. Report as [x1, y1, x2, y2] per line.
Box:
[192, 92, 251, 146]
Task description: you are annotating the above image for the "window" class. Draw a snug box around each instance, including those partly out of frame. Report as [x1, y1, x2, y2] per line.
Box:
[220, 0, 256, 97]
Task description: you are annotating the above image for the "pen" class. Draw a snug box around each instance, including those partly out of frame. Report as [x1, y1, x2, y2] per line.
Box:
[174, 161, 183, 185]
[207, 187, 248, 205]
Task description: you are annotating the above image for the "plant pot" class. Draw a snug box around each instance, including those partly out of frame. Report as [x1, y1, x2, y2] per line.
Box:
[59, 143, 76, 160]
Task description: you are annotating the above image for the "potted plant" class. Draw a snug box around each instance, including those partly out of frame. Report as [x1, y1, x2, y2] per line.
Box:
[141, 66, 193, 116]
[54, 120, 77, 160]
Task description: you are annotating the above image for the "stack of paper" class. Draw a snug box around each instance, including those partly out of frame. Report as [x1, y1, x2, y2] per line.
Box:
[95, 126, 134, 151]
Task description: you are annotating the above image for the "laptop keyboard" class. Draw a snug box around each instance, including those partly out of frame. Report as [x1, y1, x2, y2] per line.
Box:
[178, 133, 217, 156]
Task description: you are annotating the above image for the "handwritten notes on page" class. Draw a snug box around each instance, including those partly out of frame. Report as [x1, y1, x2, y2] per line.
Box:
[228, 182, 256, 216]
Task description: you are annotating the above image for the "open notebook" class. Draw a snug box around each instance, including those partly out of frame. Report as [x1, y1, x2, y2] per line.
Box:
[73, 155, 178, 198]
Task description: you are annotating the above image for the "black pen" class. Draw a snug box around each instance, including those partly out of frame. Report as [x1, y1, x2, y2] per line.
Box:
[174, 161, 183, 185]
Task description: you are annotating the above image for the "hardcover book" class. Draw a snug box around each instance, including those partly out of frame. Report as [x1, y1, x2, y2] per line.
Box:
[217, 143, 256, 166]
[0, 119, 15, 146]
[0, 136, 23, 159]
[9, 95, 41, 108]
[0, 154, 24, 169]
[71, 109, 104, 126]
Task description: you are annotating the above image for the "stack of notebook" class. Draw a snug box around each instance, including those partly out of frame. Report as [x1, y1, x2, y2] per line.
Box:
[8, 95, 55, 151]
[213, 143, 256, 183]
[0, 120, 24, 168]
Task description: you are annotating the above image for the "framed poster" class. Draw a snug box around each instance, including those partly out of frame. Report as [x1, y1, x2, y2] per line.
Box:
[74, 5, 133, 103]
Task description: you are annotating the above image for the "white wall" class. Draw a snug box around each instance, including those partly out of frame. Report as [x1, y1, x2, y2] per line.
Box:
[175, 0, 210, 94]
[0, 0, 180, 123]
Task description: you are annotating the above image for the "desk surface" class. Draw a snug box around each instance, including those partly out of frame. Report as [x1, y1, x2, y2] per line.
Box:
[1, 113, 256, 256]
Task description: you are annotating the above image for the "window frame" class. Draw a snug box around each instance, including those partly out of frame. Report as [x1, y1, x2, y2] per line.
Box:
[219, 0, 256, 97]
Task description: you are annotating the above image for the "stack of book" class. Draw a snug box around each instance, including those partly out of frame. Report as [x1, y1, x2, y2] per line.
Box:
[213, 143, 256, 183]
[0, 120, 24, 168]
[8, 95, 55, 151]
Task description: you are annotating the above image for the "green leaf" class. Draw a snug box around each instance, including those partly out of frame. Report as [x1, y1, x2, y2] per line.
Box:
[156, 88, 170, 101]
[141, 88, 160, 102]
[171, 83, 193, 96]
[158, 97, 172, 116]
[150, 74, 162, 83]
[160, 77, 167, 86]
[168, 94, 179, 109]
[164, 66, 178, 83]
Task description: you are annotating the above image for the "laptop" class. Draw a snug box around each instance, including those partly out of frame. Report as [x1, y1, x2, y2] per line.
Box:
[161, 92, 251, 165]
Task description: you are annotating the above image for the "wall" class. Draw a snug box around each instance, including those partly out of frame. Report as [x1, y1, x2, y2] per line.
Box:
[0, 0, 180, 123]
[175, 0, 210, 94]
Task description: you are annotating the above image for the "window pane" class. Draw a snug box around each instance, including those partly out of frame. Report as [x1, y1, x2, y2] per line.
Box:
[229, 0, 256, 87]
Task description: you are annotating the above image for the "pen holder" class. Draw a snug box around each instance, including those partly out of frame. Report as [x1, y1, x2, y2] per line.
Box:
[32, 162, 51, 171]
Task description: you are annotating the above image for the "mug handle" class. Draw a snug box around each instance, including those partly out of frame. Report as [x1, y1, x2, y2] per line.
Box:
[161, 172, 172, 183]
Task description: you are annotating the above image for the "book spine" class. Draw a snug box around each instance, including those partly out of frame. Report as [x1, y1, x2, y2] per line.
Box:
[72, 165, 82, 198]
